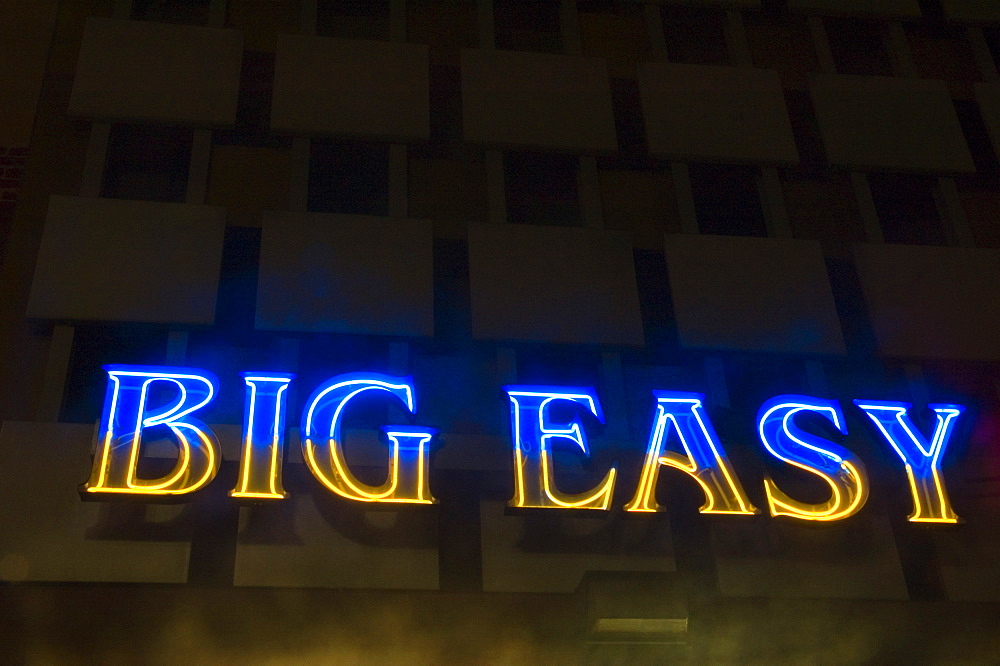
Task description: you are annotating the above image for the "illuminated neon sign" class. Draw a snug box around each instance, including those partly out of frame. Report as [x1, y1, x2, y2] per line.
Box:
[625, 391, 756, 515]
[506, 386, 617, 510]
[232, 373, 293, 499]
[83, 365, 967, 524]
[85, 366, 220, 496]
[757, 396, 867, 522]
[301, 373, 436, 504]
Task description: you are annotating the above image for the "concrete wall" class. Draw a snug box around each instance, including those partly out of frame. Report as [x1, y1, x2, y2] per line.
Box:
[4, 6, 1000, 659]
[461, 49, 617, 153]
[939, 0, 1000, 22]
[665, 234, 846, 354]
[854, 244, 1000, 360]
[467, 223, 644, 345]
[480, 500, 675, 593]
[811, 75, 975, 173]
[272, 35, 429, 141]
[639, 63, 798, 164]
[256, 211, 434, 336]
[0, 0, 58, 147]
[0, 422, 190, 583]
[234, 468, 440, 590]
[786, 0, 922, 17]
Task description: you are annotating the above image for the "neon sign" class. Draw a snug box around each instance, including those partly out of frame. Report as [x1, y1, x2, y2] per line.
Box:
[854, 400, 964, 523]
[625, 392, 756, 515]
[301, 373, 436, 504]
[85, 366, 220, 496]
[83, 364, 967, 524]
[757, 396, 868, 522]
[506, 386, 617, 510]
[232, 373, 293, 499]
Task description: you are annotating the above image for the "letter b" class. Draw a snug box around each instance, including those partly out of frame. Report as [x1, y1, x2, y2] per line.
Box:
[84, 365, 221, 496]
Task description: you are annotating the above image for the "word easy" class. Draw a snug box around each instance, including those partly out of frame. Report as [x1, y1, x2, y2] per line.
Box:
[83, 365, 967, 524]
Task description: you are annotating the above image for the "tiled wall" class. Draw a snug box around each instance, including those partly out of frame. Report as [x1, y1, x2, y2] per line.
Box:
[33, 4, 1000, 355]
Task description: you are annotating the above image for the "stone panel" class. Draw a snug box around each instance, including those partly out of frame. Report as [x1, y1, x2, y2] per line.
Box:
[467, 223, 643, 345]
[69, 17, 242, 125]
[27, 196, 225, 324]
[638, 63, 798, 164]
[810, 74, 974, 172]
[461, 49, 617, 153]
[854, 243, 1000, 360]
[664, 234, 846, 354]
[256, 211, 434, 336]
[0, 422, 190, 583]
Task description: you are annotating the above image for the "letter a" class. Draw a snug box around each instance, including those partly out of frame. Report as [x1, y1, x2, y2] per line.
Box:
[626, 392, 755, 515]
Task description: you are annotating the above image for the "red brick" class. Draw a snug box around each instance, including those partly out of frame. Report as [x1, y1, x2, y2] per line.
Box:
[0, 179, 19, 189]
[9, 148, 28, 157]
[1, 191, 16, 201]
[5, 168, 21, 179]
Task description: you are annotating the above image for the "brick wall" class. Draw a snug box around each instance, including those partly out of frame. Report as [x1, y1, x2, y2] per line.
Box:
[0, 146, 27, 263]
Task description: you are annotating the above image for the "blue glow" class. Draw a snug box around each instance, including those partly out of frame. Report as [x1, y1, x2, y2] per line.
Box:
[758, 396, 847, 469]
[625, 391, 755, 514]
[231, 373, 294, 499]
[505, 385, 616, 510]
[757, 395, 868, 521]
[853, 400, 964, 523]
[84, 365, 221, 496]
[300, 372, 436, 504]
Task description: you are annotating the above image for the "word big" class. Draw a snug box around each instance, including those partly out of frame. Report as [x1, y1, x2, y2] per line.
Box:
[84, 365, 966, 524]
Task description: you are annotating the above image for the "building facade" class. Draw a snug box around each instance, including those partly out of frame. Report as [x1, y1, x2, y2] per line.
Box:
[2, 0, 1000, 661]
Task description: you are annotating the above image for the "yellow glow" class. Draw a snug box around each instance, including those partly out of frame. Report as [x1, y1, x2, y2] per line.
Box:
[230, 432, 284, 499]
[624, 407, 756, 515]
[89, 375, 125, 490]
[91, 428, 116, 490]
[509, 447, 617, 510]
[853, 402, 963, 525]
[505, 390, 617, 510]
[765, 459, 868, 522]
[625, 451, 755, 515]
[330, 435, 398, 499]
[304, 435, 434, 505]
[88, 427, 217, 496]
[903, 465, 959, 524]
[231, 381, 289, 500]
[84, 371, 220, 496]
[125, 428, 191, 491]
